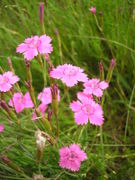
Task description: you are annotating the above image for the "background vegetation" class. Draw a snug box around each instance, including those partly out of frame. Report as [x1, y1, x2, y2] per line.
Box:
[0, 0, 135, 179]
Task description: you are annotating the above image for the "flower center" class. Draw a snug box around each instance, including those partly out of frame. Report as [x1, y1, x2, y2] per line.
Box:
[82, 104, 94, 115]
[64, 68, 76, 76]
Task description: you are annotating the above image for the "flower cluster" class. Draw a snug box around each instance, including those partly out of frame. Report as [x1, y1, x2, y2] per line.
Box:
[0, 71, 19, 92]
[59, 144, 87, 171]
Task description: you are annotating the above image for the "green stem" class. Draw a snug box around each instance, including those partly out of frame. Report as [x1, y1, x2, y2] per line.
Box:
[38, 54, 46, 86]
[124, 82, 135, 142]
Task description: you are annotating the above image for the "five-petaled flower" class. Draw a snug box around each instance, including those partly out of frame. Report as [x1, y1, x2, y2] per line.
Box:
[50, 64, 88, 87]
[84, 78, 108, 97]
[9, 92, 34, 113]
[0, 71, 19, 92]
[59, 144, 87, 172]
[16, 35, 53, 61]
[70, 93, 104, 126]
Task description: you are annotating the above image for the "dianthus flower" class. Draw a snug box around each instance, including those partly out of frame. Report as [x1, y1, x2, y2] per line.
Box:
[77, 91, 93, 101]
[38, 87, 60, 105]
[70, 93, 104, 126]
[89, 7, 96, 14]
[50, 64, 88, 87]
[16, 35, 53, 61]
[84, 78, 108, 97]
[0, 71, 19, 92]
[0, 124, 4, 133]
[32, 103, 47, 121]
[9, 92, 34, 113]
[59, 144, 87, 172]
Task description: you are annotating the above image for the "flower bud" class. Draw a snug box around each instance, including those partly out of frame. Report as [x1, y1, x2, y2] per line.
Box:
[106, 58, 116, 83]
[48, 108, 52, 121]
[0, 100, 10, 113]
[51, 84, 58, 100]
[98, 61, 104, 80]
[89, 7, 96, 14]
[39, 2, 44, 24]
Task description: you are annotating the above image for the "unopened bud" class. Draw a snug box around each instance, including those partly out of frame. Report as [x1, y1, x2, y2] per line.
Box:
[45, 54, 50, 62]
[99, 11, 103, 16]
[98, 61, 104, 80]
[106, 58, 116, 83]
[48, 108, 52, 121]
[0, 100, 10, 113]
[55, 28, 59, 36]
[73, 0, 77, 5]
[39, 2, 44, 24]
[110, 58, 116, 68]
[51, 84, 58, 99]
[44, 0, 47, 6]
[24, 59, 30, 68]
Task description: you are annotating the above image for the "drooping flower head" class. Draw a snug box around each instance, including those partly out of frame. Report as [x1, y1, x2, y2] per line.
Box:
[16, 35, 53, 61]
[70, 93, 104, 126]
[50, 64, 88, 87]
[0, 124, 4, 133]
[9, 92, 34, 113]
[38, 87, 60, 105]
[0, 71, 19, 92]
[32, 103, 47, 121]
[84, 78, 108, 97]
[89, 7, 96, 14]
[59, 144, 87, 172]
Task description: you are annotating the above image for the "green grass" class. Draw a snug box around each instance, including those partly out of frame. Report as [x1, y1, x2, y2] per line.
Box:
[0, 0, 135, 179]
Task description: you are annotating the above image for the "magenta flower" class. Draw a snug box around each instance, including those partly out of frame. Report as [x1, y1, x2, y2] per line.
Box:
[89, 7, 96, 14]
[70, 94, 104, 126]
[9, 92, 34, 113]
[77, 92, 93, 102]
[0, 124, 4, 133]
[59, 144, 87, 172]
[38, 87, 60, 105]
[0, 71, 19, 92]
[16, 35, 53, 61]
[32, 103, 47, 121]
[84, 78, 108, 97]
[50, 64, 88, 87]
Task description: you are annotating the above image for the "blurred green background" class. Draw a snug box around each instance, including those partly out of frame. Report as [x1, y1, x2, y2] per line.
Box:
[0, 0, 135, 179]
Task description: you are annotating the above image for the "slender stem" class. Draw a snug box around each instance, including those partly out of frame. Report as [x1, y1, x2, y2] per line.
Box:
[38, 54, 46, 86]
[124, 82, 135, 142]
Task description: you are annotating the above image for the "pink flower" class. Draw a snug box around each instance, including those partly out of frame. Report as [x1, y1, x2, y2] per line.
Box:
[38, 87, 60, 105]
[84, 78, 108, 97]
[0, 124, 4, 133]
[77, 92, 93, 102]
[89, 7, 96, 14]
[59, 144, 87, 172]
[70, 94, 104, 126]
[0, 71, 19, 92]
[50, 64, 88, 87]
[16, 35, 53, 61]
[32, 103, 47, 121]
[9, 92, 34, 113]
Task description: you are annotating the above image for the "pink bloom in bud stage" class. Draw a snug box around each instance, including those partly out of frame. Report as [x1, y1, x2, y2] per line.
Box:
[16, 35, 53, 61]
[38, 87, 60, 105]
[0, 71, 19, 92]
[9, 92, 34, 113]
[84, 78, 108, 97]
[70, 94, 104, 126]
[50, 64, 88, 87]
[59, 144, 87, 172]
[89, 7, 96, 14]
[32, 103, 47, 121]
[0, 124, 4, 133]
